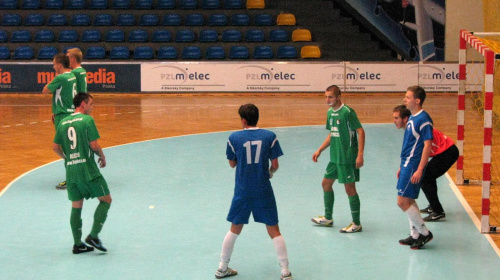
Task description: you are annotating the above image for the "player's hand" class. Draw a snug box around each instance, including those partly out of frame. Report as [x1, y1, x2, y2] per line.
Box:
[312, 151, 321, 162]
[98, 157, 106, 168]
[51, 114, 55, 124]
[411, 169, 423, 184]
[397, 168, 401, 179]
[355, 156, 364, 168]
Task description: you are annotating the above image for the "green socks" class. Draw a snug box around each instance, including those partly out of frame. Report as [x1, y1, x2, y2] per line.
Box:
[70, 207, 83, 246]
[90, 201, 111, 239]
[323, 191, 334, 220]
[349, 194, 361, 225]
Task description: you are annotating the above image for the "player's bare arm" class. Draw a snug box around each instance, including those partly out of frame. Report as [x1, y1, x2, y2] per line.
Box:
[356, 127, 365, 168]
[269, 158, 279, 178]
[411, 139, 432, 183]
[42, 85, 52, 95]
[90, 140, 106, 168]
[52, 143, 65, 159]
[312, 134, 331, 162]
[228, 159, 237, 168]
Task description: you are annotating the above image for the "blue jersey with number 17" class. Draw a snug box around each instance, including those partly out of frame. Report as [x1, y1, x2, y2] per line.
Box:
[226, 128, 284, 198]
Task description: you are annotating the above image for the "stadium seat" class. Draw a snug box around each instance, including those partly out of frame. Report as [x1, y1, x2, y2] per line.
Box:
[47, 14, 67, 26]
[231, 14, 250, 26]
[45, 0, 64, 9]
[110, 46, 130, 59]
[34, 30, 55, 43]
[85, 46, 106, 59]
[1, 0, 19, 9]
[157, 0, 176, 9]
[152, 30, 172, 42]
[94, 14, 113, 26]
[224, 0, 243, 9]
[185, 14, 204, 26]
[277, 13, 296, 25]
[158, 46, 177, 59]
[229, 46, 249, 59]
[179, 0, 197, 9]
[67, 0, 86, 9]
[175, 30, 195, 42]
[246, 0, 265, 9]
[2, 14, 22, 26]
[245, 29, 265, 42]
[134, 46, 154, 59]
[71, 14, 91, 26]
[113, 0, 131, 9]
[11, 30, 31, 43]
[106, 30, 125, 42]
[181, 46, 202, 59]
[128, 30, 148, 42]
[89, 0, 108, 9]
[81, 30, 102, 42]
[208, 14, 227, 26]
[222, 30, 242, 42]
[117, 14, 135, 26]
[276, 45, 297, 59]
[0, 31, 8, 43]
[205, 46, 225, 59]
[0, 47, 10, 59]
[37, 46, 58, 59]
[25, 14, 44, 26]
[202, 0, 220, 9]
[58, 30, 78, 42]
[162, 14, 181, 26]
[21, 0, 40, 9]
[253, 45, 273, 59]
[135, 0, 153, 9]
[140, 14, 159, 26]
[14, 46, 35, 59]
[198, 29, 218, 42]
[269, 29, 289, 42]
[300, 45, 321, 58]
[254, 13, 273, 26]
[292, 29, 312, 42]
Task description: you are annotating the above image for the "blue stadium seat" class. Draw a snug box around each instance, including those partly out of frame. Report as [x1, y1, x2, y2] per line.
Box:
[67, 0, 86, 9]
[135, 0, 153, 9]
[152, 30, 172, 42]
[81, 30, 102, 42]
[0, 31, 7, 42]
[175, 30, 195, 42]
[34, 30, 55, 43]
[21, 0, 40, 9]
[128, 30, 148, 42]
[94, 14, 113, 26]
[162, 14, 181, 26]
[47, 14, 67, 26]
[117, 14, 135, 26]
[185, 14, 204, 26]
[224, 0, 243, 9]
[208, 14, 227, 26]
[37, 46, 58, 59]
[0, 47, 10, 59]
[89, 0, 107, 9]
[85, 46, 106, 59]
[206, 46, 225, 59]
[231, 14, 250, 26]
[157, 0, 176, 9]
[58, 30, 78, 42]
[44, 0, 63, 9]
[106, 30, 125, 42]
[254, 13, 273, 26]
[253, 45, 273, 59]
[1, 0, 19, 9]
[222, 30, 242, 42]
[25, 14, 44, 26]
[14, 46, 35, 59]
[276, 45, 297, 59]
[110, 46, 130, 59]
[71, 14, 91, 26]
[113, 0, 131, 9]
[181, 46, 201, 59]
[2, 14, 22, 26]
[179, 0, 197, 9]
[158, 46, 177, 59]
[134, 46, 154, 59]
[229, 46, 249, 59]
[199, 29, 218, 42]
[269, 29, 289, 42]
[11, 30, 32, 43]
[245, 29, 265, 42]
[202, 0, 220, 9]
[139, 14, 159, 26]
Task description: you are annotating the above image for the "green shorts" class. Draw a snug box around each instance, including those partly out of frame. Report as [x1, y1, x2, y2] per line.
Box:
[67, 176, 110, 202]
[324, 162, 359, 184]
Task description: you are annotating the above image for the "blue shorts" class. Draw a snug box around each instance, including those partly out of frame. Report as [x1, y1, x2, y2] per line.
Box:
[397, 163, 421, 199]
[227, 193, 278, 226]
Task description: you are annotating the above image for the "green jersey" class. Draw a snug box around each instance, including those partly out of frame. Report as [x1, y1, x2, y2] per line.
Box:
[326, 104, 362, 164]
[54, 113, 102, 183]
[48, 71, 77, 115]
[71, 67, 87, 93]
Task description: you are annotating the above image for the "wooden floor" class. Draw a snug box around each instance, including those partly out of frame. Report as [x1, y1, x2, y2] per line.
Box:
[1, 92, 498, 248]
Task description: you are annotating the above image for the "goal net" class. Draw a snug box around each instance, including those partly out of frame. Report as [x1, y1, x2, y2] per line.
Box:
[458, 30, 500, 233]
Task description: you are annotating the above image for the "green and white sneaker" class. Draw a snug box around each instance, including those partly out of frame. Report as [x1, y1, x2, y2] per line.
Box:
[311, 216, 333, 227]
[339, 222, 362, 233]
[215, 268, 237, 279]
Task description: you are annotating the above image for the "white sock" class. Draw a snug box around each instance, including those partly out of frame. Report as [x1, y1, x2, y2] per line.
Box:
[406, 203, 429, 236]
[272, 235, 290, 276]
[218, 231, 239, 271]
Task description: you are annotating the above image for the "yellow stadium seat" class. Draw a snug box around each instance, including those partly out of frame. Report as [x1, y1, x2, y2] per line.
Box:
[277, 13, 296, 25]
[301, 45, 321, 59]
[246, 0, 265, 9]
[292, 29, 311, 42]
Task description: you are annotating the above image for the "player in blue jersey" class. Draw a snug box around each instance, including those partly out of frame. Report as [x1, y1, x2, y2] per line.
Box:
[397, 86, 434, 249]
[215, 104, 292, 280]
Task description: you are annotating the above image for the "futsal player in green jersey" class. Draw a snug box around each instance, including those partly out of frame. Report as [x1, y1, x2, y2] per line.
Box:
[53, 92, 111, 254]
[311, 85, 365, 233]
[67, 48, 87, 93]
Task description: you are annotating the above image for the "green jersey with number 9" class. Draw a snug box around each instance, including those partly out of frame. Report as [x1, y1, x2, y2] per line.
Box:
[48, 71, 77, 115]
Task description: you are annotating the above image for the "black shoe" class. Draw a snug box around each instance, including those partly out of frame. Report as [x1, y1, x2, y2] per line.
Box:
[72, 243, 94, 254]
[399, 235, 417, 246]
[410, 231, 433, 250]
[419, 205, 433, 214]
[85, 235, 107, 252]
[55, 181, 67, 190]
[423, 212, 446, 222]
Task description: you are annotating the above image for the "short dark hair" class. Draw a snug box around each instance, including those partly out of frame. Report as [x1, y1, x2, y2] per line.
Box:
[326, 85, 341, 96]
[407, 85, 426, 105]
[73, 92, 92, 108]
[53, 53, 70, 69]
[393, 104, 411, 119]
[238, 104, 259, 126]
